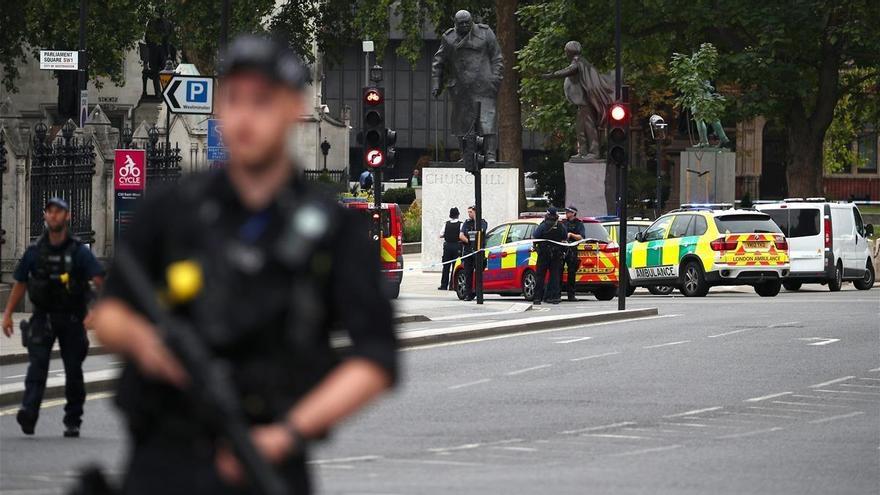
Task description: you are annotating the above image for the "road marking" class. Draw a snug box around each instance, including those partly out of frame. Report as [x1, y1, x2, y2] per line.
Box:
[554, 337, 593, 344]
[658, 422, 709, 428]
[310, 455, 382, 465]
[797, 337, 840, 346]
[868, 367, 880, 372]
[583, 433, 651, 440]
[815, 389, 880, 396]
[448, 378, 491, 390]
[386, 458, 484, 466]
[708, 328, 757, 338]
[810, 376, 855, 388]
[663, 406, 722, 418]
[772, 400, 849, 409]
[0, 391, 114, 416]
[570, 351, 620, 362]
[609, 445, 682, 457]
[808, 411, 865, 424]
[857, 377, 880, 381]
[769, 321, 800, 328]
[491, 446, 538, 452]
[643, 340, 691, 349]
[735, 412, 799, 419]
[717, 426, 783, 440]
[747, 406, 823, 414]
[744, 392, 792, 402]
[840, 384, 880, 389]
[560, 421, 636, 435]
[428, 443, 482, 453]
[505, 364, 552, 376]
[791, 394, 877, 403]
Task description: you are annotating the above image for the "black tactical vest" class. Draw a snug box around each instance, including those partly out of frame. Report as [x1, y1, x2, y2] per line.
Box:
[27, 236, 89, 314]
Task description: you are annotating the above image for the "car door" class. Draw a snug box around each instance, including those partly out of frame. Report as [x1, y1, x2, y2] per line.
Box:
[482, 225, 509, 290]
[500, 223, 532, 287]
[661, 214, 693, 279]
[628, 215, 673, 282]
[851, 207, 871, 275]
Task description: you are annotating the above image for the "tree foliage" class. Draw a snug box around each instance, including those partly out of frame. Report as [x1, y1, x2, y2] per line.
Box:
[668, 43, 725, 124]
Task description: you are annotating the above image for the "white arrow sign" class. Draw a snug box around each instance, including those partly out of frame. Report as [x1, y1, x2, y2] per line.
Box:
[163, 75, 214, 115]
[797, 337, 840, 346]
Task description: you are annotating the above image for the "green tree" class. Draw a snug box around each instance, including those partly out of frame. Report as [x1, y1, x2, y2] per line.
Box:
[518, 0, 880, 198]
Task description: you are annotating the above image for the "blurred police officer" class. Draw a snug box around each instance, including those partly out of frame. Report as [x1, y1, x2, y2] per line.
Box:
[90, 35, 397, 495]
[560, 206, 586, 301]
[459, 206, 487, 301]
[2, 198, 105, 437]
[439, 207, 462, 290]
[532, 207, 566, 305]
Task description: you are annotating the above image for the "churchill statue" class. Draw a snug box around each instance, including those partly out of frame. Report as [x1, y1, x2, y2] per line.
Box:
[542, 41, 614, 162]
[431, 10, 504, 163]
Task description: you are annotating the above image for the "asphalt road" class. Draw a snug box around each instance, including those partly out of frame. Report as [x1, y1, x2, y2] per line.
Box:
[1, 288, 878, 494]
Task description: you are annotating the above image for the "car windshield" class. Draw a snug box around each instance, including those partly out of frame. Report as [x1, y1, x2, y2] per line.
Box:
[714, 214, 782, 234]
[583, 223, 610, 242]
[763, 208, 820, 238]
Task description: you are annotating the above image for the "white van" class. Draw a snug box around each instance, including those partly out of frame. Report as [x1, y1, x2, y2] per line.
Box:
[756, 200, 874, 291]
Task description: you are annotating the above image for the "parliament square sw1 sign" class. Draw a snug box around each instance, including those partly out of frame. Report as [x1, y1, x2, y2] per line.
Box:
[40, 50, 78, 70]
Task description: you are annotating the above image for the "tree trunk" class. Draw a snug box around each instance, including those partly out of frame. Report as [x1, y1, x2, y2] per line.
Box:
[786, 122, 824, 198]
[494, 0, 526, 211]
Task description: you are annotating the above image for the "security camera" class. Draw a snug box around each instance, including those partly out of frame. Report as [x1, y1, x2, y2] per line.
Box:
[649, 114, 667, 139]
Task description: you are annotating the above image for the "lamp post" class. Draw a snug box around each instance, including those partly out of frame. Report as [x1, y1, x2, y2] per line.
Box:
[320, 139, 331, 171]
[159, 60, 176, 151]
[649, 114, 668, 218]
[121, 127, 134, 149]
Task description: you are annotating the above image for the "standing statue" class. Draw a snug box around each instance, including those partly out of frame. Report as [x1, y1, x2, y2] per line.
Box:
[669, 43, 730, 148]
[431, 10, 503, 163]
[542, 41, 614, 162]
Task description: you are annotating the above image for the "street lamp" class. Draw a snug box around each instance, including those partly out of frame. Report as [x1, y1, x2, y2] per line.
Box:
[159, 59, 177, 150]
[320, 138, 331, 171]
[121, 127, 133, 149]
[649, 114, 668, 218]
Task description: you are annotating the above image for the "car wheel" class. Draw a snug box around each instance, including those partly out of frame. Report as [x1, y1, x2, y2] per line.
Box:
[679, 260, 709, 297]
[853, 261, 875, 291]
[521, 270, 537, 301]
[647, 285, 674, 296]
[754, 279, 782, 297]
[782, 281, 802, 291]
[455, 270, 469, 300]
[828, 262, 843, 292]
[621, 271, 636, 296]
[594, 286, 616, 301]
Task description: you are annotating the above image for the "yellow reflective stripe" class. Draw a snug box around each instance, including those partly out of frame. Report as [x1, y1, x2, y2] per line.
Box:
[381, 236, 397, 262]
[501, 246, 517, 269]
[631, 242, 648, 268]
[694, 237, 715, 272]
[662, 238, 680, 266]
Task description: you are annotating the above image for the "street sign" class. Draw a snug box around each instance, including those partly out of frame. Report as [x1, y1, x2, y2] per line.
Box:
[365, 148, 385, 168]
[163, 75, 214, 114]
[207, 118, 228, 162]
[79, 90, 88, 128]
[113, 149, 147, 243]
[39, 50, 78, 70]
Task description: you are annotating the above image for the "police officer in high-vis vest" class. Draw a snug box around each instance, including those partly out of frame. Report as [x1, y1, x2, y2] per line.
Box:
[2, 197, 105, 437]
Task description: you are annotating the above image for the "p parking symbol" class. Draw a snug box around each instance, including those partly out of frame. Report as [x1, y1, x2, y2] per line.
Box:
[187, 81, 208, 103]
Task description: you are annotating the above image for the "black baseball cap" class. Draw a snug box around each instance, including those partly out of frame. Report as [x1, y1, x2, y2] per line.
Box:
[46, 197, 69, 211]
[565, 206, 578, 213]
[547, 206, 559, 216]
[217, 35, 309, 90]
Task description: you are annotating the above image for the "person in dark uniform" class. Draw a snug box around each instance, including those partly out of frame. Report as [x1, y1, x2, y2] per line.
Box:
[532, 207, 567, 305]
[459, 206, 488, 301]
[2, 197, 105, 438]
[439, 207, 462, 290]
[560, 206, 587, 301]
[90, 35, 397, 495]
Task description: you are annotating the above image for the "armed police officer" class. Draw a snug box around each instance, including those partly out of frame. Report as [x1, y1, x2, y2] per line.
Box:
[560, 206, 586, 301]
[2, 197, 105, 437]
[459, 206, 487, 301]
[90, 35, 397, 495]
[532, 207, 567, 305]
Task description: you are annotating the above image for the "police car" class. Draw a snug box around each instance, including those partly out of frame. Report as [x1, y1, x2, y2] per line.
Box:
[626, 205, 791, 297]
[453, 216, 620, 301]
[602, 218, 674, 296]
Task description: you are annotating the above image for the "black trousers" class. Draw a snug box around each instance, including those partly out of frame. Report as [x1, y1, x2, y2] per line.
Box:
[21, 312, 88, 427]
[561, 252, 581, 297]
[534, 249, 562, 302]
[462, 252, 476, 298]
[440, 242, 460, 290]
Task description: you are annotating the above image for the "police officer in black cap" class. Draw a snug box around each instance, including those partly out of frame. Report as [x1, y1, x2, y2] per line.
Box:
[532, 207, 567, 305]
[2, 197, 105, 438]
[560, 206, 586, 301]
[90, 35, 397, 494]
[458, 205, 488, 300]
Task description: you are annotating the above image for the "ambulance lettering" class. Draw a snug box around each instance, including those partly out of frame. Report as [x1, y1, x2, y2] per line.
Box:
[634, 265, 676, 278]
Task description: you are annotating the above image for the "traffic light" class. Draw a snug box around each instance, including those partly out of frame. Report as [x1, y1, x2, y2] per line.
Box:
[607, 101, 630, 166]
[362, 86, 385, 169]
[462, 133, 487, 174]
[384, 128, 397, 169]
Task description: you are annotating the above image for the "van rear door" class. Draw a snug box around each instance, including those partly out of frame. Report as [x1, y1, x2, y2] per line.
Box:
[761, 206, 823, 273]
[831, 205, 859, 273]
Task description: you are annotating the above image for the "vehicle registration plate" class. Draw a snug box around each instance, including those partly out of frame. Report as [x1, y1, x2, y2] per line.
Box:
[743, 241, 767, 249]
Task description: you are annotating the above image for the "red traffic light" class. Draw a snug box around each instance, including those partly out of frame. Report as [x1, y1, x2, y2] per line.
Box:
[610, 103, 627, 122]
[365, 148, 385, 168]
[364, 88, 383, 106]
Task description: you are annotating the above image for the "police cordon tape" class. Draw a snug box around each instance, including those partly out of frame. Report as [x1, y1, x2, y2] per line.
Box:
[381, 238, 614, 273]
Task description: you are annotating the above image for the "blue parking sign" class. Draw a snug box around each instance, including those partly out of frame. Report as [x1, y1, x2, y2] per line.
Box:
[207, 119, 228, 161]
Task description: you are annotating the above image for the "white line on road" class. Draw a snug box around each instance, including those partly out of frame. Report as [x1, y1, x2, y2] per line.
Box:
[554, 337, 593, 344]
[841, 384, 880, 389]
[491, 446, 538, 452]
[570, 351, 620, 362]
[815, 389, 880, 396]
[748, 406, 824, 414]
[707, 328, 757, 338]
[560, 421, 636, 435]
[505, 364, 552, 376]
[1, 392, 114, 416]
[583, 433, 652, 440]
[386, 458, 484, 466]
[808, 411, 865, 424]
[768, 321, 800, 328]
[658, 422, 709, 428]
[791, 394, 878, 403]
[428, 443, 482, 453]
[868, 367, 880, 372]
[609, 445, 682, 457]
[310, 455, 382, 465]
[772, 400, 850, 409]
[663, 406, 722, 418]
[448, 378, 491, 390]
[857, 377, 880, 381]
[717, 427, 784, 440]
[810, 376, 855, 388]
[736, 412, 799, 419]
[643, 340, 691, 349]
[744, 392, 792, 402]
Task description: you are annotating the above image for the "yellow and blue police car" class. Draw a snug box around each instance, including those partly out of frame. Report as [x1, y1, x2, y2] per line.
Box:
[626, 206, 791, 297]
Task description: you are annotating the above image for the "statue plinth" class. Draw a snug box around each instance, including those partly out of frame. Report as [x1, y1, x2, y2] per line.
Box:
[678, 148, 736, 205]
[564, 158, 616, 217]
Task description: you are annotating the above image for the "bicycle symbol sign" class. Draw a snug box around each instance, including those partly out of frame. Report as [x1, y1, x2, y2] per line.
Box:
[114, 149, 146, 190]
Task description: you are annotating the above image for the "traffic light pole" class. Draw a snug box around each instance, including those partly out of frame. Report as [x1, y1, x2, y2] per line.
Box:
[614, 0, 628, 311]
[474, 168, 484, 305]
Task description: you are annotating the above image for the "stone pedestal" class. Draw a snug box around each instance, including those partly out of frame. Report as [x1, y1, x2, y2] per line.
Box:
[421, 162, 520, 272]
[679, 148, 736, 205]
[564, 159, 616, 216]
